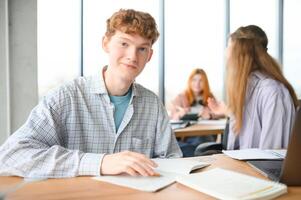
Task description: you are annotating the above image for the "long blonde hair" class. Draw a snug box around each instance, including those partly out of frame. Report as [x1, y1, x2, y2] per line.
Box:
[185, 68, 214, 106]
[227, 25, 298, 133]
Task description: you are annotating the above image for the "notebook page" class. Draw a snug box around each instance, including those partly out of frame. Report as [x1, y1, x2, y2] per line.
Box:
[152, 158, 210, 175]
[265, 149, 286, 159]
[197, 118, 227, 125]
[176, 168, 287, 200]
[93, 171, 176, 192]
[222, 149, 285, 160]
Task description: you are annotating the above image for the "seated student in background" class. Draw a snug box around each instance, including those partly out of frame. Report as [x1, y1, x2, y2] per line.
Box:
[208, 25, 298, 150]
[0, 9, 182, 178]
[169, 68, 220, 156]
[169, 68, 216, 120]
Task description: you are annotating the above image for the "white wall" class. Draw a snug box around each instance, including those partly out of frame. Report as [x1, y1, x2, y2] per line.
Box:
[0, 0, 10, 144]
[0, 0, 38, 144]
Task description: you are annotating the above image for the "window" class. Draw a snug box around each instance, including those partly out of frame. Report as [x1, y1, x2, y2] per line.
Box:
[38, 0, 301, 102]
[283, 0, 301, 98]
[165, 0, 225, 106]
[38, 0, 81, 98]
[230, 0, 278, 59]
[83, 0, 160, 94]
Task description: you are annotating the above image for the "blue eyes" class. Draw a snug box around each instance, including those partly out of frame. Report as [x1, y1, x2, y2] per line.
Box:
[138, 47, 146, 52]
[119, 42, 148, 53]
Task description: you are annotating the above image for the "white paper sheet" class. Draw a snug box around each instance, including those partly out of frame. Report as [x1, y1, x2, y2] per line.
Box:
[222, 149, 286, 160]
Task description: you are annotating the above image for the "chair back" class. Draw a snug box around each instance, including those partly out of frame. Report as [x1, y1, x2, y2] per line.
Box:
[221, 118, 229, 150]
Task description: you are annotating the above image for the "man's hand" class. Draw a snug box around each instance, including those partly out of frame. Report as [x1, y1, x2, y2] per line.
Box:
[101, 151, 158, 176]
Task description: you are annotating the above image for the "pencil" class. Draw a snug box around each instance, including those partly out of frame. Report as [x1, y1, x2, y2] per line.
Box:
[152, 172, 161, 177]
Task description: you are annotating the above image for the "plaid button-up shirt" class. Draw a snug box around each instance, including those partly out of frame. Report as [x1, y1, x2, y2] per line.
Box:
[0, 71, 182, 178]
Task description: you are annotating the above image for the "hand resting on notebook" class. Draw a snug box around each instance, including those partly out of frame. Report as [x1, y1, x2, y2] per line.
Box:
[101, 151, 158, 176]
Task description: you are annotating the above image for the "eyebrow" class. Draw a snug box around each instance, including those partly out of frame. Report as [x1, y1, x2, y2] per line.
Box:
[118, 37, 151, 47]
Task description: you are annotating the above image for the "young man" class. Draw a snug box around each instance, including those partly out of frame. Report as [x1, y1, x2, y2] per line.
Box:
[0, 9, 182, 178]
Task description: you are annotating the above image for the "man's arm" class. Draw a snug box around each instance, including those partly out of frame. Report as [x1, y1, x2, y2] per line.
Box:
[0, 92, 103, 178]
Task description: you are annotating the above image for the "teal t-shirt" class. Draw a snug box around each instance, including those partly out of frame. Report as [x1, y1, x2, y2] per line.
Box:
[109, 87, 132, 132]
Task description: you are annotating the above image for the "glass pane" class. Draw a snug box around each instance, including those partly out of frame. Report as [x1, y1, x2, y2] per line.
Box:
[165, 0, 225, 106]
[283, 0, 301, 98]
[230, 0, 278, 59]
[83, 0, 159, 94]
[38, 0, 81, 98]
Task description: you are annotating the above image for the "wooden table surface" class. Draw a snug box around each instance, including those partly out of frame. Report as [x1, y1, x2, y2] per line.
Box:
[1, 154, 300, 200]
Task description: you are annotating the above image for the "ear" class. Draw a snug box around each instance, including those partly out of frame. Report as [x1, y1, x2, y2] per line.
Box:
[147, 49, 153, 62]
[102, 36, 110, 53]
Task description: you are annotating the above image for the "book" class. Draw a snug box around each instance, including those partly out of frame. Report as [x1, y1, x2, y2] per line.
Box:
[92, 158, 210, 192]
[197, 118, 227, 126]
[93, 171, 176, 192]
[153, 158, 210, 175]
[222, 149, 286, 160]
[170, 121, 190, 130]
[176, 168, 287, 200]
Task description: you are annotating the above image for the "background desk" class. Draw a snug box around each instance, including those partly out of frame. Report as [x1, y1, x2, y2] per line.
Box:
[1, 154, 300, 200]
[174, 123, 225, 141]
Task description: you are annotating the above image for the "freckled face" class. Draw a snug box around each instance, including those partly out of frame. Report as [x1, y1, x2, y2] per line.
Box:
[102, 31, 153, 82]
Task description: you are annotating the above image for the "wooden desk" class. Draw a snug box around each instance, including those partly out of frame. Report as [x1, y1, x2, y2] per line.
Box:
[1, 154, 300, 200]
[174, 124, 225, 141]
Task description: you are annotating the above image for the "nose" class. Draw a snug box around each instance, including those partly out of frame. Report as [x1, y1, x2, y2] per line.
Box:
[126, 47, 138, 63]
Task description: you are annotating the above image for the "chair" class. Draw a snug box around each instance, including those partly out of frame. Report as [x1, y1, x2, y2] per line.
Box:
[194, 118, 229, 156]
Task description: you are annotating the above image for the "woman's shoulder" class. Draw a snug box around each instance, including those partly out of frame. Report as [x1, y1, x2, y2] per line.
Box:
[250, 71, 287, 93]
[176, 92, 187, 99]
[172, 91, 189, 106]
[249, 72, 293, 108]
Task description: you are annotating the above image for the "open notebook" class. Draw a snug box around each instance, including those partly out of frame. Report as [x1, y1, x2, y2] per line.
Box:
[92, 158, 209, 192]
[176, 168, 287, 200]
[222, 149, 286, 160]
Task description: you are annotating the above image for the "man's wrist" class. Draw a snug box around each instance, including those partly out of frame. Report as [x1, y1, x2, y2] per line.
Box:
[79, 153, 105, 176]
[99, 153, 107, 175]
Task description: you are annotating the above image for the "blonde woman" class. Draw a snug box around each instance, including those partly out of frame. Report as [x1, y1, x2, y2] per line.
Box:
[170, 68, 215, 120]
[208, 25, 298, 150]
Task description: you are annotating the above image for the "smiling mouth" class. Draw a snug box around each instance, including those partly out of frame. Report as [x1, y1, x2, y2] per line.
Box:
[122, 63, 137, 69]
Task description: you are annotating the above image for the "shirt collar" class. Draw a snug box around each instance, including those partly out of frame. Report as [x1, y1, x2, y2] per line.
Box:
[89, 66, 140, 97]
[246, 71, 268, 98]
[89, 67, 107, 94]
[248, 71, 269, 88]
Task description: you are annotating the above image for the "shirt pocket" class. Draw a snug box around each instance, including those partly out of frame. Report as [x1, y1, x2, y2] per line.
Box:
[131, 137, 152, 156]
